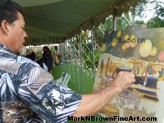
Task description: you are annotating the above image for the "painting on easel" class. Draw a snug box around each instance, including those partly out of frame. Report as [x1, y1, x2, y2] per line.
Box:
[93, 28, 164, 123]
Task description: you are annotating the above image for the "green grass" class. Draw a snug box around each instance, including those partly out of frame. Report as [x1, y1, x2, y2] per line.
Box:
[52, 63, 94, 94]
[52, 63, 107, 123]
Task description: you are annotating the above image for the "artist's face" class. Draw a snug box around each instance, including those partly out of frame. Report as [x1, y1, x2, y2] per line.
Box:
[6, 12, 27, 54]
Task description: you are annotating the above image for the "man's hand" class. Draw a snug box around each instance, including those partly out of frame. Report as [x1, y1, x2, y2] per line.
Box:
[73, 71, 135, 117]
[111, 71, 135, 92]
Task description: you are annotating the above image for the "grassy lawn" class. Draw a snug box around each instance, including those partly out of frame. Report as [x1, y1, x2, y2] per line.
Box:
[52, 63, 94, 94]
[52, 64, 107, 123]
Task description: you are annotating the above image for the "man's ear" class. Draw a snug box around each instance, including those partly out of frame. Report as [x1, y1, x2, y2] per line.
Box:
[1, 20, 10, 35]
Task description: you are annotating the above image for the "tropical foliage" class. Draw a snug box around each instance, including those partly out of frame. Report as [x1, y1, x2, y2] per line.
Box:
[65, 0, 164, 71]
[147, 16, 164, 28]
[134, 0, 164, 19]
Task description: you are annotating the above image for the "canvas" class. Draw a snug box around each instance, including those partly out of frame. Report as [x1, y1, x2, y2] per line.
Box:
[93, 28, 164, 123]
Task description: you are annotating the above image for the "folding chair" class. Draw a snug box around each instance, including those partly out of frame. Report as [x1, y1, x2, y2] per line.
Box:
[55, 72, 70, 88]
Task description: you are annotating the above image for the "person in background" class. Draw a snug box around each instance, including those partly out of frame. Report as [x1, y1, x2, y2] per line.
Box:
[25, 48, 36, 61]
[42, 46, 53, 73]
[36, 57, 48, 71]
[0, 0, 135, 123]
[30, 51, 36, 61]
[25, 48, 31, 58]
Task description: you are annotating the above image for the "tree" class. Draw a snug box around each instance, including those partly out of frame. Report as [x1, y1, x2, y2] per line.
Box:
[147, 16, 164, 28]
[134, 0, 164, 27]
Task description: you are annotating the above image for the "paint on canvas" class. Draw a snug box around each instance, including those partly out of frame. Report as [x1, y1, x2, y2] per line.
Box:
[93, 28, 164, 123]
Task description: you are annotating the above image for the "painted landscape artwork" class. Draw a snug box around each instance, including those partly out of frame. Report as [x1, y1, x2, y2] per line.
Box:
[93, 28, 164, 123]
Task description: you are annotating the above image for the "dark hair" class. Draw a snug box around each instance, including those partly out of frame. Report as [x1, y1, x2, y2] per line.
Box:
[43, 46, 51, 53]
[0, 0, 23, 25]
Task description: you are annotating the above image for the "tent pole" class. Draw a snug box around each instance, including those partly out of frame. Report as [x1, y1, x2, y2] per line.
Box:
[90, 18, 96, 82]
[79, 30, 84, 94]
[64, 41, 68, 73]
[75, 35, 80, 89]
[113, 8, 117, 31]
[69, 38, 75, 84]
[60, 43, 66, 72]
[67, 39, 71, 75]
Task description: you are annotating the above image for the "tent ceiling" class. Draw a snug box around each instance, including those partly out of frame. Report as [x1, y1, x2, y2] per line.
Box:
[14, 0, 63, 7]
[13, 0, 139, 45]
